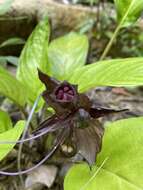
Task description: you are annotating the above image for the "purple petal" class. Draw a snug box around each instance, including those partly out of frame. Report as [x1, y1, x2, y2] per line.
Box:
[73, 119, 104, 166]
[38, 69, 59, 92]
[89, 107, 128, 118]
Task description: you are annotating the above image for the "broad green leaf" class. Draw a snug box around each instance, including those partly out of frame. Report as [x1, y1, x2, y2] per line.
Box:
[0, 120, 25, 161]
[0, 37, 25, 48]
[48, 32, 88, 80]
[0, 0, 14, 15]
[0, 66, 27, 107]
[114, 0, 143, 27]
[0, 110, 12, 133]
[69, 58, 143, 92]
[17, 18, 50, 105]
[64, 117, 143, 190]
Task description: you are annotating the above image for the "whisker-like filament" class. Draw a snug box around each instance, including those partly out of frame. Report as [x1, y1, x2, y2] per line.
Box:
[0, 129, 68, 176]
[0, 124, 59, 144]
[0, 141, 58, 176]
[17, 94, 42, 186]
[0, 114, 68, 145]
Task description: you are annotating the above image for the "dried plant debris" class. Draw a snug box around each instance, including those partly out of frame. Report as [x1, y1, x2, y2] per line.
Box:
[25, 165, 58, 189]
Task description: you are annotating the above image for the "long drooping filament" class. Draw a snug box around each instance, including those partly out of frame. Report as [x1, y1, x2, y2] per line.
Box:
[0, 128, 68, 176]
[0, 122, 65, 144]
[0, 108, 74, 176]
[17, 95, 42, 186]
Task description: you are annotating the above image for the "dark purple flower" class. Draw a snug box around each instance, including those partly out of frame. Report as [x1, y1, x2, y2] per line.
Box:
[0, 70, 127, 176]
[37, 70, 127, 165]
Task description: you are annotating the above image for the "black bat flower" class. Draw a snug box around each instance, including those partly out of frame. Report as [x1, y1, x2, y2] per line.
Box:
[36, 70, 127, 165]
[0, 70, 127, 176]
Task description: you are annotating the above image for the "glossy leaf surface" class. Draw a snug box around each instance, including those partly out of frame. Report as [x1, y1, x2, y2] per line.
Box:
[48, 32, 88, 80]
[17, 18, 50, 105]
[69, 58, 143, 92]
[0, 110, 12, 133]
[0, 120, 25, 161]
[114, 0, 143, 27]
[64, 117, 143, 190]
[0, 66, 27, 106]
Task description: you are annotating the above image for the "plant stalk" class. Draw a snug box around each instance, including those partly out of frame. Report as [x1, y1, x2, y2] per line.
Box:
[100, 0, 134, 60]
[99, 24, 121, 60]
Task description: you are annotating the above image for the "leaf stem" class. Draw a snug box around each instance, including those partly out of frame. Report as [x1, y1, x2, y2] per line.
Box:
[100, 0, 134, 60]
[99, 24, 121, 60]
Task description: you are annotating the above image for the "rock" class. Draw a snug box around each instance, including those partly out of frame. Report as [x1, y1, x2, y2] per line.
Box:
[25, 165, 58, 189]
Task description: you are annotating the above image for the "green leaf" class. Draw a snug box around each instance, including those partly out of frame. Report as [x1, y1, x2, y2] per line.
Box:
[64, 117, 143, 190]
[0, 120, 25, 161]
[0, 57, 7, 66]
[0, 110, 12, 133]
[48, 32, 89, 80]
[0, 37, 25, 48]
[0, 66, 27, 106]
[114, 0, 143, 27]
[0, 56, 18, 66]
[0, 0, 14, 15]
[17, 18, 50, 105]
[69, 58, 143, 92]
